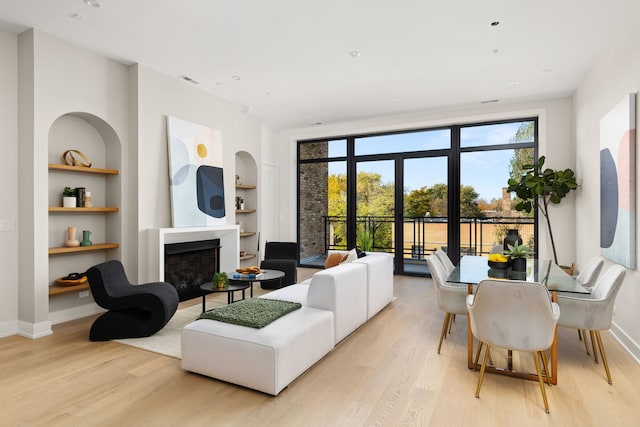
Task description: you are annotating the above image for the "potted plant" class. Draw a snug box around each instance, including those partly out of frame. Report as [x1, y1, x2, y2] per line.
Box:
[507, 155, 578, 267]
[212, 272, 228, 290]
[504, 242, 531, 272]
[62, 187, 77, 208]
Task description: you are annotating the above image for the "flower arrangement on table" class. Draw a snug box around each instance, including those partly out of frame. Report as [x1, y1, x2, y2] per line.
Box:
[212, 272, 229, 290]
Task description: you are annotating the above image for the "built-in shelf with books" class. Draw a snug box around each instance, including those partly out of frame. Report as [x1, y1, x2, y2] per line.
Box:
[235, 152, 258, 265]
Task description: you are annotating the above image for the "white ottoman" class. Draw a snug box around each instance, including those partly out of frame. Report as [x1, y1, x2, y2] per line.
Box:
[181, 306, 334, 395]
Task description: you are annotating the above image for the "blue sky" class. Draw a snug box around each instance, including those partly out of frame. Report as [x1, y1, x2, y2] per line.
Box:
[327, 121, 529, 201]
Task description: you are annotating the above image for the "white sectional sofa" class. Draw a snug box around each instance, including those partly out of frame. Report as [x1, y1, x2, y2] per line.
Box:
[181, 251, 393, 395]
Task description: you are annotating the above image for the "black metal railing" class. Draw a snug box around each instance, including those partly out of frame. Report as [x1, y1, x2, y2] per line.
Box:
[321, 215, 534, 260]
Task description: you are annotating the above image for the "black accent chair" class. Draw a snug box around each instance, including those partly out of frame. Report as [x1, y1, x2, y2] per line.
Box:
[86, 260, 179, 341]
[260, 242, 298, 289]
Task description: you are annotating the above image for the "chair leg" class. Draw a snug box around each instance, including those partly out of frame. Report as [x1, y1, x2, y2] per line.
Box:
[595, 331, 613, 385]
[581, 329, 590, 355]
[448, 314, 456, 334]
[590, 330, 599, 363]
[578, 329, 582, 341]
[533, 351, 550, 413]
[539, 349, 551, 386]
[437, 312, 451, 354]
[473, 341, 484, 371]
[475, 344, 491, 398]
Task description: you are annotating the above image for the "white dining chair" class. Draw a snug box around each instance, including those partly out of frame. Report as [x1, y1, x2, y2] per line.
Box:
[557, 263, 626, 384]
[434, 249, 455, 275]
[571, 256, 605, 350]
[426, 255, 468, 354]
[467, 279, 559, 413]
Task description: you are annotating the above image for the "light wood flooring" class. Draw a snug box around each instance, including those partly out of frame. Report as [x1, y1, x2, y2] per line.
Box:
[2, 269, 640, 426]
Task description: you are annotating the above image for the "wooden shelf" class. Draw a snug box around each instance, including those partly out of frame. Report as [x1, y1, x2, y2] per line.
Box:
[48, 163, 119, 175]
[236, 209, 256, 214]
[240, 253, 257, 261]
[48, 283, 90, 296]
[49, 207, 119, 212]
[240, 232, 256, 237]
[49, 243, 119, 255]
[235, 184, 256, 189]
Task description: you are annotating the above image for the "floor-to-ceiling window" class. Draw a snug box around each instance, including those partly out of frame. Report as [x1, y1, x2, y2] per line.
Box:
[298, 118, 537, 275]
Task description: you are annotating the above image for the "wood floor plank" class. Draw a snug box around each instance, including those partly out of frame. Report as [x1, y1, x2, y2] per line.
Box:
[1, 270, 640, 426]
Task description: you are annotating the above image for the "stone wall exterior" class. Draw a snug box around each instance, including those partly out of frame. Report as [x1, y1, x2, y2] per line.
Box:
[299, 142, 329, 260]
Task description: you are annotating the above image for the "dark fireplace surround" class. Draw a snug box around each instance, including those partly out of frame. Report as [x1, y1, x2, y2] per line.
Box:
[164, 239, 220, 302]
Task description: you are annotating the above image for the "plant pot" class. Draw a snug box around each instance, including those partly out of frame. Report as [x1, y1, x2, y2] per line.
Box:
[63, 196, 77, 208]
[503, 229, 523, 251]
[511, 257, 527, 273]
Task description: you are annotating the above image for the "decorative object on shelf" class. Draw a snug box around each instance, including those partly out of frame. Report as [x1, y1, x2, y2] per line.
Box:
[504, 242, 530, 272]
[507, 155, 577, 266]
[240, 198, 245, 210]
[62, 187, 77, 208]
[235, 174, 241, 185]
[240, 250, 246, 257]
[55, 272, 88, 286]
[62, 149, 92, 167]
[80, 230, 93, 246]
[66, 226, 79, 247]
[84, 191, 93, 207]
[503, 229, 523, 251]
[212, 272, 229, 290]
[235, 196, 241, 210]
[75, 187, 86, 207]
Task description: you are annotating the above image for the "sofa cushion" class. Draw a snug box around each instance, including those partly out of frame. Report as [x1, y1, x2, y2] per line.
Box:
[339, 248, 358, 264]
[324, 252, 344, 269]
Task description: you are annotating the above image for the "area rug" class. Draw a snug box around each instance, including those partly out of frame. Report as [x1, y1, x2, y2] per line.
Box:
[113, 303, 211, 359]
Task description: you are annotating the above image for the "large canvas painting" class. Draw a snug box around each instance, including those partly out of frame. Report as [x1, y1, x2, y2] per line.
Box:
[600, 94, 636, 269]
[167, 116, 225, 227]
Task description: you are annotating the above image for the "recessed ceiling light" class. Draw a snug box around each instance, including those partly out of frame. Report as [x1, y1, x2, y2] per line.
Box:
[542, 68, 553, 73]
[231, 75, 241, 81]
[492, 49, 499, 54]
[508, 81, 519, 87]
[84, 0, 102, 8]
[481, 99, 499, 104]
[69, 12, 86, 21]
[491, 21, 500, 26]
[349, 50, 360, 57]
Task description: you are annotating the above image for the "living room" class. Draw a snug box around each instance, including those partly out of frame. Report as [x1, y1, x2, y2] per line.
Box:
[1, 1, 640, 424]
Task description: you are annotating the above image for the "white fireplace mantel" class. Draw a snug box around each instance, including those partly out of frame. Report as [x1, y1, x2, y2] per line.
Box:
[149, 226, 239, 282]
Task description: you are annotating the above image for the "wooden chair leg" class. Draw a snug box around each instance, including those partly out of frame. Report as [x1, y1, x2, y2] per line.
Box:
[473, 341, 484, 371]
[540, 349, 551, 386]
[533, 351, 550, 413]
[437, 312, 451, 354]
[590, 330, 599, 363]
[475, 344, 491, 398]
[581, 329, 590, 355]
[595, 331, 613, 384]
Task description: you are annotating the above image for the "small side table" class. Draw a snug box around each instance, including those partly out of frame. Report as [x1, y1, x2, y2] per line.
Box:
[200, 282, 251, 312]
[229, 269, 285, 298]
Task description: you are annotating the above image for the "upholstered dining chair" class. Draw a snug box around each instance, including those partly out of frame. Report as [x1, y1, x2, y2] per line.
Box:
[434, 249, 455, 275]
[467, 279, 560, 413]
[426, 255, 468, 354]
[557, 263, 626, 384]
[570, 256, 605, 349]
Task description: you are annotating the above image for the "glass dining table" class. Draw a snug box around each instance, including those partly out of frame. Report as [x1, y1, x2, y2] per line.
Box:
[447, 255, 590, 385]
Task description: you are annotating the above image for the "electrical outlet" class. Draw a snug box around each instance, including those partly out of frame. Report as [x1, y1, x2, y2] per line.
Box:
[79, 291, 90, 298]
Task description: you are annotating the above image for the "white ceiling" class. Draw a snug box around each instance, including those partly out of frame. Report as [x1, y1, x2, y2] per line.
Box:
[0, 0, 632, 130]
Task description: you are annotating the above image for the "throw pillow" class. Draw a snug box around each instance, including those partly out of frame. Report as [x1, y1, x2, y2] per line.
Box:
[324, 252, 344, 269]
[340, 248, 358, 264]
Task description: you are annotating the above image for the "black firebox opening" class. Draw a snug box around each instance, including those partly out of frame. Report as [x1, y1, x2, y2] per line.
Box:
[164, 238, 220, 302]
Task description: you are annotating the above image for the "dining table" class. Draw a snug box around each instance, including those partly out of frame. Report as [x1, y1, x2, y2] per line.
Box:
[446, 255, 591, 385]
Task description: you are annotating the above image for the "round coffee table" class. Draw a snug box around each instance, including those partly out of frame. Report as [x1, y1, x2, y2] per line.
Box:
[229, 269, 285, 298]
[200, 281, 251, 312]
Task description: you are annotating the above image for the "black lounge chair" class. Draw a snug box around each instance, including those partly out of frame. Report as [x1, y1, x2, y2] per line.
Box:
[260, 241, 298, 289]
[86, 260, 179, 341]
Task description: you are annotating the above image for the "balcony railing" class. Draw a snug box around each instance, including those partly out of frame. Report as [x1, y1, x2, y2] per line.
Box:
[321, 215, 534, 261]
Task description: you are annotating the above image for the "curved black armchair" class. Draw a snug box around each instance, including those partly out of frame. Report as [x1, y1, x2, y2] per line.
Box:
[260, 241, 298, 289]
[86, 260, 179, 341]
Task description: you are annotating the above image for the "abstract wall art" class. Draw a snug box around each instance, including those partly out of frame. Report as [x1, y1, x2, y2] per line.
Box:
[167, 116, 225, 227]
[600, 93, 636, 269]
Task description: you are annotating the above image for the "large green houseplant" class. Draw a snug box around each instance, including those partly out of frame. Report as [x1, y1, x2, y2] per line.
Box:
[507, 156, 578, 266]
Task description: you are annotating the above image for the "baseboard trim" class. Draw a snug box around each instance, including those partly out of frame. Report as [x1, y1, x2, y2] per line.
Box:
[17, 320, 53, 339]
[49, 303, 104, 326]
[0, 320, 18, 338]
[610, 322, 640, 364]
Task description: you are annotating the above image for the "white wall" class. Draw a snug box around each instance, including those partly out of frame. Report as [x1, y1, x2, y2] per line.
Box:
[17, 30, 130, 335]
[133, 65, 265, 283]
[574, 1, 640, 360]
[0, 30, 19, 337]
[277, 97, 576, 264]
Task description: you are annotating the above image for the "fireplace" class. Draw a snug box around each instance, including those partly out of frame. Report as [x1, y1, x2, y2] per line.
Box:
[164, 238, 220, 302]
